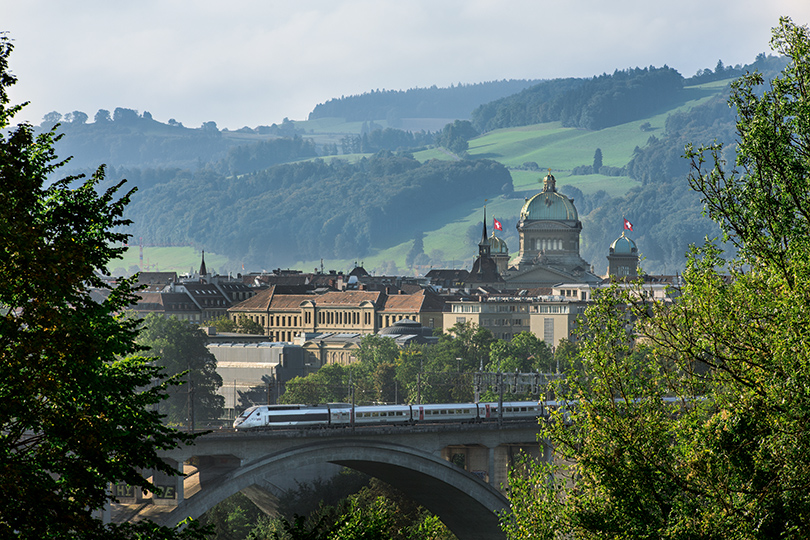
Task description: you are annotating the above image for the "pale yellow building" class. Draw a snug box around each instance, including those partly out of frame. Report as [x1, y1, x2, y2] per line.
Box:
[228, 286, 445, 343]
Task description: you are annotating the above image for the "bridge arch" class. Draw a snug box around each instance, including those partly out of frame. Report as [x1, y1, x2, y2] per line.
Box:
[158, 439, 509, 540]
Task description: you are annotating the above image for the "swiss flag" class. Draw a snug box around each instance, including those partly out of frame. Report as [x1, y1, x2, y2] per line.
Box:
[623, 218, 633, 232]
[493, 218, 503, 231]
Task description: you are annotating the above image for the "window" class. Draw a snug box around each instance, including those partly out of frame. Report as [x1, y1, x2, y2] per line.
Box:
[544, 318, 554, 343]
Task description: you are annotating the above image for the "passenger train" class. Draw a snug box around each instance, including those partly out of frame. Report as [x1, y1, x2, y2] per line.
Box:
[233, 401, 544, 429]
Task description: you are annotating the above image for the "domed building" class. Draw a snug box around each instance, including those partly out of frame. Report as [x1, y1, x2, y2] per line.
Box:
[503, 171, 600, 287]
[606, 232, 639, 278]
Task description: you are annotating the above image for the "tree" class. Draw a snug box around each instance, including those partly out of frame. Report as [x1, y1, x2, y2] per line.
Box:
[94, 108, 111, 123]
[436, 119, 478, 155]
[210, 314, 264, 335]
[0, 34, 205, 539]
[504, 18, 810, 539]
[65, 110, 88, 124]
[137, 314, 224, 427]
[405, 231, 425, 268]
[41, 110, 62, 126]
[592, 147, 603, 172]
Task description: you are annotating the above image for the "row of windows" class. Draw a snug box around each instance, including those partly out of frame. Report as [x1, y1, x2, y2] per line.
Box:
[233, 309, 417, 332]
[317, 310, 364, 326]
[269, 330, 297, 342]
[452, 305, 481, 313]
[485, 318, 526, 327]
[533, 305, 570, 314]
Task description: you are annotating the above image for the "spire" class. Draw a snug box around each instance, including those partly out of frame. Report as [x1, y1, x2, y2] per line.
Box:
[478, 205, 491, 259]
[480, 205, 489, 246]
[199, 250, 207, 276]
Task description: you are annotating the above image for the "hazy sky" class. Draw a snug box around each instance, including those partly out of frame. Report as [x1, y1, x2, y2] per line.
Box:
[3, 1, 810, 130]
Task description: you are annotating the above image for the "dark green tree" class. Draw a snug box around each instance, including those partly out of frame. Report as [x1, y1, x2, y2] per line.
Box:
[405, 230, 425, 268]
[0, 34, 205, 539]
[137, 314, 224, 427]
[592, 147, 603, 172]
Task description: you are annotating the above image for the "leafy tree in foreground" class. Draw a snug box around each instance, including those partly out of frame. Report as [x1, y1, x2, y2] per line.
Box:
[0, 35, 205, 539]
[503, 18, 810, 539]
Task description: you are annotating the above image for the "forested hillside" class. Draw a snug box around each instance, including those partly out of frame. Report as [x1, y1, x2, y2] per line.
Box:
[119, 153, 511, 268]
[48, 108, 318, 172]
[471, 67, 685, 132]
[308, 80, 542, 122]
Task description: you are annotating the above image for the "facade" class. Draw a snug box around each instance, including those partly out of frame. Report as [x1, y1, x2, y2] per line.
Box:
[443, 291, 581, 346]
[227, 286, 446, 344]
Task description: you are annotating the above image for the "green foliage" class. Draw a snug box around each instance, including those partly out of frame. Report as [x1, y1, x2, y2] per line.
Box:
[277, 322, 557, 406]
[137, 313, 225, 426]
[505, 18, 810, 539]
[198, 492, 263, 540]
[435, 120, 479, 154]
[487, 331, 554, 373]
[280, 364, 351, 405]
[211, 315, 264, 335]
[499, 455, 559, 540]
[0, 34, 204, 539]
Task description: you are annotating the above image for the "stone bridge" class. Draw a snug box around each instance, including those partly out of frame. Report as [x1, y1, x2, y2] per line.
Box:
[112, 421, 547, 540]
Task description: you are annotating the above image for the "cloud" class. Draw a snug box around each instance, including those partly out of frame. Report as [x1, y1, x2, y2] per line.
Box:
[3, 0, 809, 129]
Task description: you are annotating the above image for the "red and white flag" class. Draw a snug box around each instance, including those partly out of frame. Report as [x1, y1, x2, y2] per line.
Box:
[493, 218, 503, 231]
[623, 218, 633, 231]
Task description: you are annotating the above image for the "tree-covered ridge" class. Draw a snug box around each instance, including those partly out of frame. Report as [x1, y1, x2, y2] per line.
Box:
[45, 108, 320, 172]
[122, 152, 511, 268]
[308, 80, 542, 122]
[472, 66, 686, 132]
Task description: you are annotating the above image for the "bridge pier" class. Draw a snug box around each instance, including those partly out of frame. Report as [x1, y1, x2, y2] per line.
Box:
[152, 459, 184, 506]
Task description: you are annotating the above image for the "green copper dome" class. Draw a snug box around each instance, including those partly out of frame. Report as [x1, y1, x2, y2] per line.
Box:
[519, 172, 578, 221]
[610, 233, 637, 254]
[488, 232, 509, 254]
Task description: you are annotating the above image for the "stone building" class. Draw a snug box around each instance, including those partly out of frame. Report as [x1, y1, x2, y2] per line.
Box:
[502, 171, 602, 287]
[227, 286, 445, 344]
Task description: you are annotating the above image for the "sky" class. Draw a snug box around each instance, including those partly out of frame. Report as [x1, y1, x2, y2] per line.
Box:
[3, 1, 810, 130]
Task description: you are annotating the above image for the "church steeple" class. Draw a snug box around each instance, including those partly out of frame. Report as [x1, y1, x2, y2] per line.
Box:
[199, 250, 208, 276]
[478, 206, 491, 259]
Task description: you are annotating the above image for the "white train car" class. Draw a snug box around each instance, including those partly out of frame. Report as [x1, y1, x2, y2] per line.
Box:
[478, 401, 544, 422]
[413, 403, 478, 423]
[353, 404, 412, 425]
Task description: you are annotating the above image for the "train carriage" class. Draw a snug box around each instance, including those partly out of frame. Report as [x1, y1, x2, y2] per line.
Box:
[415, 403, 478, 423]
[353, 404, 412, 425]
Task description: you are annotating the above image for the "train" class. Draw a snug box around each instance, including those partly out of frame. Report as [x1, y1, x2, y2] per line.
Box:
[233, 401, 545, 429]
